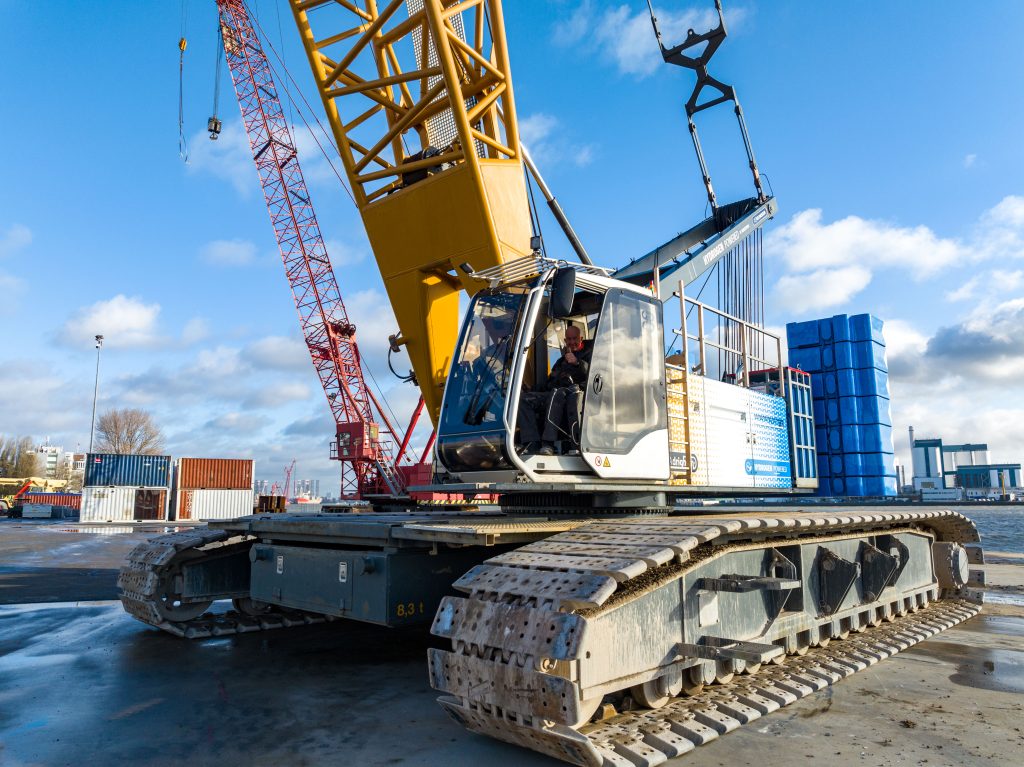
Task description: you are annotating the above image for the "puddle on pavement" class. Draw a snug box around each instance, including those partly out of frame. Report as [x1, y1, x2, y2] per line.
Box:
[953, 614, 1024, 636]
[984, 591, 1024, 607]
[54, 526, 190, 536]
[911, 639, 1024, 695]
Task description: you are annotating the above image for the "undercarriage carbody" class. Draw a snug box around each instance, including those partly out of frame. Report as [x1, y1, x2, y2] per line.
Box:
[119, 505, 983, 764]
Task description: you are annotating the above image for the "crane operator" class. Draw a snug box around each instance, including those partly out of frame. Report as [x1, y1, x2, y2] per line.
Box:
[518, 324, 591, 456]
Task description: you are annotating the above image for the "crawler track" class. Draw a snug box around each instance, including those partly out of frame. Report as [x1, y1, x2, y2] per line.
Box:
[440, 599, 979, 766]
[430, 509, 983, 766]
[118, 528, 328, 638]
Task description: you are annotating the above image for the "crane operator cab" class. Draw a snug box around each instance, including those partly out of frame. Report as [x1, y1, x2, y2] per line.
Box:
[436, 261, 670, 485]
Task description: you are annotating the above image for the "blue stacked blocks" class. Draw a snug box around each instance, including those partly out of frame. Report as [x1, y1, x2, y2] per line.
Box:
[787, 313, 897, 498]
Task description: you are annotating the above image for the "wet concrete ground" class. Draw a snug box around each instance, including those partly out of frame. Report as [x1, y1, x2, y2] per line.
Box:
[1, 522, 1022, 767]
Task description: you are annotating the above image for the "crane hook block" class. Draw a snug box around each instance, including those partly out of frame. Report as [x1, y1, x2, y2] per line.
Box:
[178, 37, 187, 53]
[207, 117, 223, 140]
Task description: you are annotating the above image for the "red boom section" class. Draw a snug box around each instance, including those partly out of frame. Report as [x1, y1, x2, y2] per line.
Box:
[215, 0, 402, 497]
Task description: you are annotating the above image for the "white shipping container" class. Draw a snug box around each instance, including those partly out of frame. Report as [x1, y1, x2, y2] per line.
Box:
[81, 486, 168, 522]
[81, 487, 138, 522]
[174, 488, 254, 521]
[21, 504, 54, 519]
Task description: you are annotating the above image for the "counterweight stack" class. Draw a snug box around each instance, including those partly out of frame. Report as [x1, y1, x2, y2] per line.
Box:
[215, 0, 403, 496]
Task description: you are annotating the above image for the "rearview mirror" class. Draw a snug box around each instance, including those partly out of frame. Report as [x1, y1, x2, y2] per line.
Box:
[549, 267, 576, 318]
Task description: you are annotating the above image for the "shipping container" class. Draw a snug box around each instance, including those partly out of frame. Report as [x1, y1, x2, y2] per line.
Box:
[85, 454, 171, 488]
[20, 503, 78, 520]
[173, 488, 254, 521]
[17, 492, 82, 510]
[175, 458, 254, 490]
[81, 486, 168, 522]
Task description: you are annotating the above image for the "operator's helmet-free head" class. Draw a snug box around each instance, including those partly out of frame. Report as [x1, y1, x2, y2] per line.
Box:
[565, 324, 583, 352]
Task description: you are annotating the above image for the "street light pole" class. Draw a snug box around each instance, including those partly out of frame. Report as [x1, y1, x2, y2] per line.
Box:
[88, 335, 104, 453]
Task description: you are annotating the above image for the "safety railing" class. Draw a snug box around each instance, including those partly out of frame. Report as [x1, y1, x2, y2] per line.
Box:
[671, 280, 786, 398]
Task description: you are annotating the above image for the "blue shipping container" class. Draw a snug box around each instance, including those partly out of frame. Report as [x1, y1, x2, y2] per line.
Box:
[84, 453, 171, 487]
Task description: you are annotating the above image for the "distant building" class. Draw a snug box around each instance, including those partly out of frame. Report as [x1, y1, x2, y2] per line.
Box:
[29, 443, 64, 479]
[909, 427, 1020, 496]
[69, 453, 86, 473]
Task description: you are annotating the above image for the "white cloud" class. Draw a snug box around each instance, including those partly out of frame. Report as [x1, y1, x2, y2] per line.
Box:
[61, 295, 162, 349]
[883, 319, 929, 361]
[346, 289, 402, 374]
[574, 145, 595, 167]
[0, 273, 22, 315]
[0, 223, 32, 257]
[201, 238, 257, 266]
[520, 112, 596, 169]
[181, 318, 210, 345]
[774, 265, 872, 312]
[323, 238, 367, 267]
[244, 335, 310, 372]
[887, 298, 1024, 387]
[946, 269, 1023, 302]
[991, 269, 1024, 292]
[945, 275, 980, 302]
[555, 2, 744, 78]
[770, 195, 1024, 313]
[187, 121, 255, 196]
[242, 382, 312, 409]
[291, 123, 345, 188]
[769, 208, 962, 277]
[521, 113, 559, 147]
[963, 153, 977, 169]
[204, 412, 271, 434]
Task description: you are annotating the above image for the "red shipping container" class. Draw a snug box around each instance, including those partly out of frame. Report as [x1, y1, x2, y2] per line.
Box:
[176, 458, 254, 490]
[18, 492, 82, 510]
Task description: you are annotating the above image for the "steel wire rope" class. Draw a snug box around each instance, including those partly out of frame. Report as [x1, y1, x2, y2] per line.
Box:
[211, 23, 223, 125]
[178, 0, 190, 162]
[243, 2, 357, 207]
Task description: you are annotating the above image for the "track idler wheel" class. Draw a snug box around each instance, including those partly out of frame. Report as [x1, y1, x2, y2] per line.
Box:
[631, 667, 683, 709]
[154, 596, 212, 622]
[232, 597, 274, 616]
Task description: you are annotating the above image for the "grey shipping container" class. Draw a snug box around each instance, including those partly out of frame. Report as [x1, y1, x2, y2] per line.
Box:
[85, 453, 171, 488]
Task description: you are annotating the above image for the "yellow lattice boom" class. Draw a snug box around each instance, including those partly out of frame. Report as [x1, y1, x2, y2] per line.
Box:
[290, 0, 533, 421]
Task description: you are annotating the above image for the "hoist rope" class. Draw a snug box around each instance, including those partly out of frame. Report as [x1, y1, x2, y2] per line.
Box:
[178, 1, 190, 162]
[211, 22, 223, 122]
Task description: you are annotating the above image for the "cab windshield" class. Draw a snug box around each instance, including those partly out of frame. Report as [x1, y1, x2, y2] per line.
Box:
[439, 289, 527, 435]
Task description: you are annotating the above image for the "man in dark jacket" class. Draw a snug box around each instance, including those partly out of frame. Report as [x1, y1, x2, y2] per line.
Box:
[518, 325, 591, 455]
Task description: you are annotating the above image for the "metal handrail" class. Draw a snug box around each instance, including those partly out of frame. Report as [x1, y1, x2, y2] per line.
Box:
[673, 282, 785, 397]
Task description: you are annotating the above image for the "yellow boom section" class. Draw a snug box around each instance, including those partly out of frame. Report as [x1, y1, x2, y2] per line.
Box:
[289, 0, 533, 423]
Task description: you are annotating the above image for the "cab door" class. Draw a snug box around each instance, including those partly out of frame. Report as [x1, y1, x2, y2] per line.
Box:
[580, 288, 669, 480]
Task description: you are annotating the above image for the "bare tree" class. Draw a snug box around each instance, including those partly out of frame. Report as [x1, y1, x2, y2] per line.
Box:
[0, 435, 39, 477]
[95, 409, 166, 455]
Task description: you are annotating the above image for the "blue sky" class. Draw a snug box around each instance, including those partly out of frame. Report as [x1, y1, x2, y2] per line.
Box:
[1, 1, 1022, 494]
